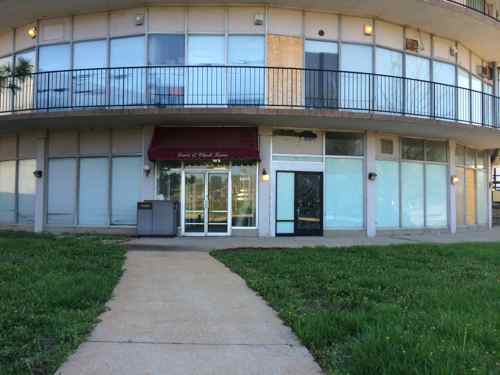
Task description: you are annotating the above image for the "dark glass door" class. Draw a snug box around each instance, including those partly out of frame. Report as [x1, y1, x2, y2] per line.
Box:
[305, 41, 339, 108]
[294, 172, 323, 236]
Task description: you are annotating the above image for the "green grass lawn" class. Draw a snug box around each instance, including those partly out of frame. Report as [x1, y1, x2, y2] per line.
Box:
[212, 244, 500, 375]
[0, 232, 126, 375]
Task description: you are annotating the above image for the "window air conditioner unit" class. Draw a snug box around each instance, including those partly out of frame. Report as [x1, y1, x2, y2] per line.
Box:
[449, 47, 457, 57]
[405, 38, 419, 52]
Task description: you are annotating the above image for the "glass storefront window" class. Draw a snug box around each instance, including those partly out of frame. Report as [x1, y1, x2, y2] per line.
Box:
[47, 158, 77, 225]
[401, 162, 425, 228]
[0, 161, 16, 224]
[376, 160, 400, 228]
[79, 158, 109, 225]
[18, 159, 36, 224]
[425, 141, 448, 162]
[231, 163, 257, 227]
[157, 162, 181, 202]
[111, 157, 141, 225]
[401, 138, 424, 161]
[325, 132, 364, 156]
[456, 145, 466, 166]
[425, 164, 448, 227]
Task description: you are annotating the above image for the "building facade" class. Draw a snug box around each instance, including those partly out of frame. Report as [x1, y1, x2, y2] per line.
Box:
[0, 0, 499, 237]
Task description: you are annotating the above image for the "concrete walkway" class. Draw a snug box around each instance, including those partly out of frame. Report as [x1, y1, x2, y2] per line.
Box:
[57, 251, 322, 375]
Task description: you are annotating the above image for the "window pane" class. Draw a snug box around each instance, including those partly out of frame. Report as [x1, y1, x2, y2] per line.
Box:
[425, 164, 448, 227]
[401, 138, 424, 161]
[457, 68, 470, 122]
[14, 50, 36, 111]
[375, 48, 403, 113]
[73, 40, 107, 107]
[401, 162, 424, 228]
[112, 157, 141, 225]
[157, 163, 181, 225]
[471, 76, 482, 124]
[228, 35, 265, 105]
[405, 54, 430, 116]
[0, 56, 12, 112]
[476, 151, 486, 170]
[376, 160, 400, 228]
[305, 40, 338, 108]
[325, 158, 364, 229]
[340, 44, 373, 110]
[187, 35, 226, 105]
[456, 167, 465, 226]
[149, 35, 185, 106]
[483, 83, 494, 126]
[425, 141, 448, 162]
[232, 164, 257, 227]
[38, 44, 71, 109]
[276, 172, 294, 234]
[466, 148, 476, 168]
[18, 159, 36, 224]
[433, 61, 456, 120]
[466, 168, 477, 225]
[325, 132, 364, 156]
[0, 161, 16, 224]
[476, 170, 488, 225]
[110, 36, 145, 106]
[48, 158, 77, 225]
[79, 158, 109, 225]
[456, 145, 466, 166]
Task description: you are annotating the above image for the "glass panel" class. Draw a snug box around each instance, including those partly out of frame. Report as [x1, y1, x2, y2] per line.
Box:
[228, 35, 265, 105]
[466, 148, 476, 168]
[231, 164, 257, 227]
[401, 162, 424, 228]
[18, 159, 36, 224]
[276, 172, 294, 234]
[456, 145, 466, 166]
[157, 163, 181, 226]
[433, 61, 456, 120]
[148, 34, 185, 106]
[73, 40, 107, 107]
[476, 170, 488, 225]
[340, 44, 373, 110]
[401, 138, 424, 161]
[0, 161, 16, 224]
[375, 47, 403, 113]
[457, 68, 470, 123]
[208, 173, 228, 233]
[14, 50, 36, 111]
[466, 168, 477, 225]
[483, 84, 494, 126]
[325, 158, 364, 229]
[38, 44, 71, 110]
[325, 132, 364, 156]
[110, 36, 145, 106]
[476, 151, 486, 170]
[48, 158, 77, 225]
[295, 173, 322, 234]
[0, 56, 12, 112]
[471, 76, 482, 124]
[305, 40, 338, 108]
[376, 160, 400, 228]
[405, 54, 430, 117]
[187, 35, 226, 105]
[425, 141, 448, 162]
[111, 157, 141, 225]
[79, 158, 109, 225]
[456, 167, 466, 226]
[425, 164, 448, 227]
[184, 173, 205, 233]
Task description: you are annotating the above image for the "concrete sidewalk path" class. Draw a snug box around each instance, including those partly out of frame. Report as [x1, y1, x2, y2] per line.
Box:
[56, 251, 322, 375]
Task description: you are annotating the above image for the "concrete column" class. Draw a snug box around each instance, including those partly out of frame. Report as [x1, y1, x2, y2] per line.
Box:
[141, 126, 155, 201]
[258, 127, 272, 237]
[448, 140, 457, 234]
[34, 130, 47, 233]
[365, 131, 376, 238]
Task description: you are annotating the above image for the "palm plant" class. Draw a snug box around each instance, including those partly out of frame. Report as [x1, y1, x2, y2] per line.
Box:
[0, 58, 34, 95]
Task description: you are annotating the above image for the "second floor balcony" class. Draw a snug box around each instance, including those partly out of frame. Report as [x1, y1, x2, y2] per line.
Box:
[0, 65, 499, 130]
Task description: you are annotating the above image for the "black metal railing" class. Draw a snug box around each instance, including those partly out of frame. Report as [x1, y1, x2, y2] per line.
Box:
[445, 0, 498, 21]
[0, 65, 499, 129]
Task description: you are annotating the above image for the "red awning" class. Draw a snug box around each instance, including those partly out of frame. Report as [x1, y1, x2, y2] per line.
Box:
[148, 127, 260, 161]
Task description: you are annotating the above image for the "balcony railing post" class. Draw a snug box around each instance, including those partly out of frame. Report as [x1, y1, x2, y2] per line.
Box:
[46, 73, 50, 112]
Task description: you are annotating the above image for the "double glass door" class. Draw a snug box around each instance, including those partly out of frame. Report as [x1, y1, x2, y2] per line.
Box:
[184, 171, 230, 235]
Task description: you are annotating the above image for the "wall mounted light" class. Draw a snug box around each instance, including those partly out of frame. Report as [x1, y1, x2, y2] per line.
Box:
[368, 172, 377, 181]
[254, 13, 265, 26]
[363, 24, 373, 36]
[143, 165, 151, 177]
[450, 175, 460, 185]
[33, 170, 43, 178]
[489, 181, 496, 190]
[261, 168, 270, 182]
[27, 26, 38, 40]
[135, 14, 145, 26]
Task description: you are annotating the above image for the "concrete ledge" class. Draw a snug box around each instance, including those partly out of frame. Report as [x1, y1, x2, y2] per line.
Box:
[44, 225, 137, 236]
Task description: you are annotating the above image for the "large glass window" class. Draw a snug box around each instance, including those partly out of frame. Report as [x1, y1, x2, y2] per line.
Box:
[14, 50, 36, 110]
[401, 138, 425, 161]
[110, 36, 146, 106]
[340, 44, 373, 110]
[0, 56, 12, 112]
[157, 161, 181, 225]
[73, 40, 107, 107]
[18, 159, 36, 224]
[376, 160, 400, 228]
[425, 164, 448, 227]
[483, 83, 494, 127]
[305, 40, 338, 108]
[456, 166, 466, 226]
[47, 158, 77, 225]
[231, 163, 257, 227]
[457, 68, 470, 122]
[187, 35, 226, 105]
[111, 157, 141, 225]
[0, 161, 16, 224]
[79, 158, 109, 225]
[276, 172, 294, 234]
[148, 35, 185, 105]
[433, 61, 456, 120]
[471, 76, 482, 124]
[401, 162, 425, 228]
[405, 54, 430, 116]
[325, 132, 364, 156]
[375, 47, 403, 113]
[228, 35, 265, 105]
[38, 44, 71, 109]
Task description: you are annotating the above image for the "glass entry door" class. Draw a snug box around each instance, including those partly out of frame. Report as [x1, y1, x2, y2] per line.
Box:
[183, 171, 230, 235]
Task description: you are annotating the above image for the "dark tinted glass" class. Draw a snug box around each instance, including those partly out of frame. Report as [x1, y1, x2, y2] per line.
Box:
[325, 132, 364, 156]
[149, 35, 185, 65]
[401, 138, 424, 160]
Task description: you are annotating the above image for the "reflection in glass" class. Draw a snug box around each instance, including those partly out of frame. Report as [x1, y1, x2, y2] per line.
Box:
[18, 159, 36, 224]
[231, 164, 256, 227]
[185, 173, 205, 233]
[73, 40, 107, 107]
[340, 44, 373, 110]
[208, 173, 228, 233]
[305, 40, 338, 108]
[38, 44, 71, 110]
[375, 47, 403, 113]
[14, 50, 36, 111]
[433, 61, 456, 120]
[401, 162, 424, 228]
[376, 160, 400, 228]
[425, 164, 448, 227]
[0, 161, 16, 224]
[457, 68, 470, 122]
[325, 132, 364, 156]
[405, 55, 430, 117]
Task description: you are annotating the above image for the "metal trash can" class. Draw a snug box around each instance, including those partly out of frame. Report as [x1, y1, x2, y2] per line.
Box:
[137, 200, 178, 237]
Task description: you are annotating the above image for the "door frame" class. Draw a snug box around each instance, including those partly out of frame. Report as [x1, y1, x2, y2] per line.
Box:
[275, 170, 324, 237]
[181, 169, 232, 237]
